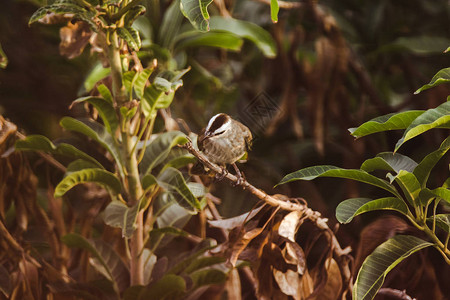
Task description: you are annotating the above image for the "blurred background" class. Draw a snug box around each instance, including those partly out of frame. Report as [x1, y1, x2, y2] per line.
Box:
[0, 0, 449, 297]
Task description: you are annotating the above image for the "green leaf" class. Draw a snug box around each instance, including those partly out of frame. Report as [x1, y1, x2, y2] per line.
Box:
[180, 0, 213, 32]
[104, 200, 140, 238]
[123, 70, 136, 97]
[167, 240, 217, 274]
[415, 67, 450, 94]
[361, 152, 417, 174]
[155, 193, 192, 229]
[336, 197, 409, 224]
[270, 0, 279, 23]
[70, 96, 119, 135]
[118, 27, 142, 51]
[174, 31, 243, 52]
[428, 214, 450, 233]
[395, 101, 450, 151]
[354, 235, 433, 300]
[15, 135, 102, 168]
[390, 36, 450, 55]
[66, 159, 103, 173]
[123, 5, 146, 26]
[138, 274, 186, 300]
[141, 83, 177, 118]
[184, 256, 226, 274]
[425, 187, 450, 205]
[62, 233, 129, 293]
[133, 68, 153, 99]
[83, 63, 111, 92]
[277, 165, 399, 197]
[60, 117, 124, 178]
[140, 131, 189, 174]
[349, 111, 424, 138]
[142, 174, 158, 190]
[209, 16, 277, 58]
[0, 43, 8, 69]
[29, 3, 97, 29]
[97, 84, 113, 104]
[414, 136, 450, 186]
[157, 167, 201, 211]
[389, 170, 421, 206]
[190, 269, 226, 288]
[159, 0, 184, 48]
[54, 168, 122, 197]
[148, 226, 189, 249]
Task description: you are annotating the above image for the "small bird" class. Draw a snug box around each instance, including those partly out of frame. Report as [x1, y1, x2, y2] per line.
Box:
[193, 113, 252, 183]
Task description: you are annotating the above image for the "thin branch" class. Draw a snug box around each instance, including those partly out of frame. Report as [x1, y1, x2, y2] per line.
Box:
[253, 0, 303, 9]
[378, 288, 416, 300]
[181, 140, 353, 274]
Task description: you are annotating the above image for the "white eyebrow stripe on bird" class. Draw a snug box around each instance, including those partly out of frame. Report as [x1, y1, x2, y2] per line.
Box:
[206, 113, 231, 133]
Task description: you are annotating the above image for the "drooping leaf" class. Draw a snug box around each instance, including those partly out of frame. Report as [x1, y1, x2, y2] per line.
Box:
[70, 96, 119, 134]
[123, 5, 146, 26]
[0, 43, 8, 69]
[415, 67, 450, 94]
[208, 205, 264, 230]
[141, 80, 180, 117]
[361, 152, 418, 174]
[66, 159, 103, 173]
[167, 240, 217, 274]
[54, 168, 122, 197]
[180, 0, 213, 32]
[83, 63, 111, 92]
[62, 233, 129, 293]
[117, 27, 142, 51]
[209, 16, 277, 58]
[97, 84, 113, 104]
[29, 2, 96, 28]
[390, 36, 450, 55]
[142, 174, 158, 190]
[270, 0, 279, 23]
[184, 257, 226, 274]
[157, 167, 201, 211]
[174, 31, 243, 51]
[277, 165, 400, 197]
[190, 269, 226, 288]
[103, 200, 140, 238]
[354, 235, 433, 300]
[349, 111, 424, 138]
[148, 226, 189, 251]
[159, 0, 184, 48]
[15, 135, 103, 168]
[138, 274, 186, 300]
[428, 214, 450, 233]
[155, 193, 192, 229]
[60, 117, 124, 178]
[389, 170, 421, 206]
[414, 136, 450, 186]
[395, 101, 450, 151]
[133, 68, 153, 99]
[424, 187, 450, 205]
[140, 131, 189, 174]
[335, 197, 409, 224]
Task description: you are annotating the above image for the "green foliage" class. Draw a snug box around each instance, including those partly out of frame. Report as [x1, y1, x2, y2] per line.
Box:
[354, 235, 433, 300]
[0, 43, 7, 69]
[54, 168, 122, 197]
[180, 0, 213, 31]
[278, 47, 450, 299]
[104, 200, 141, 238]
[415, 67, 450, 94]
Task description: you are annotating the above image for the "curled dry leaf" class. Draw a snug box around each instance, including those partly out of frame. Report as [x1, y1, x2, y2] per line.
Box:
[278, 210, 303, 242]
[59, 21, 92, 59]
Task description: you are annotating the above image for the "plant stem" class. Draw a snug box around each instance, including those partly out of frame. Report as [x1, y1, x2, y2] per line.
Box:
[109, 30, 145, 285]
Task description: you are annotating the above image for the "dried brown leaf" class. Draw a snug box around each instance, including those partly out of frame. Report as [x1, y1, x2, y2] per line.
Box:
[59, 21, 92, 59]
[208, 205, 264, 230]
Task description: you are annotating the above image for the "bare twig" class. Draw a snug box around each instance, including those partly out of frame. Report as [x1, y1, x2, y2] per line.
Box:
[253, 0, 303, 9]
[378, 288, 416, 300]
[181, 141, 353, 293]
